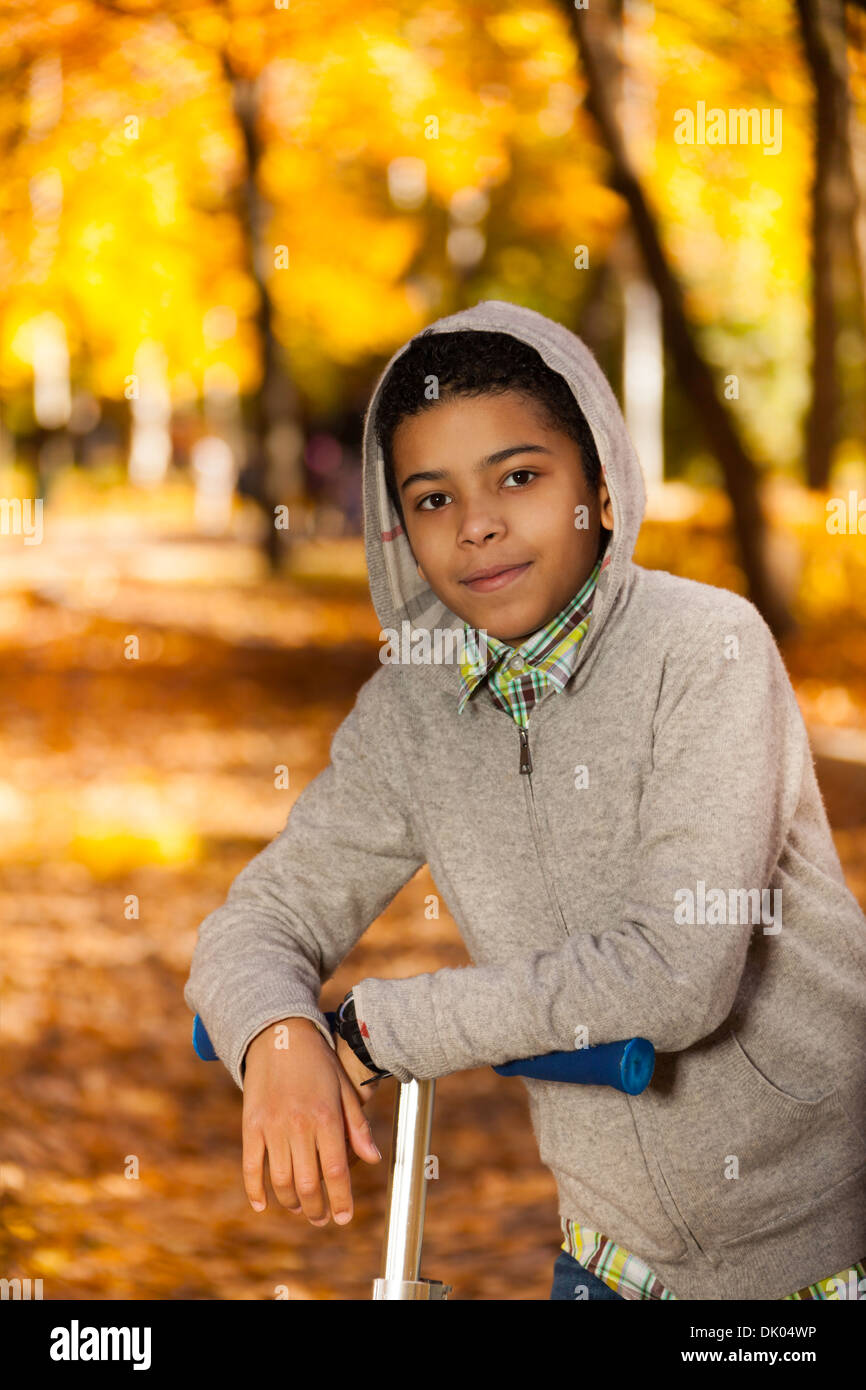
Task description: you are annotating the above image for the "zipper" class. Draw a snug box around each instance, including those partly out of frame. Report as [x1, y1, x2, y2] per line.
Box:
[517, 722, 570, 937]
[519, 727, 532, 773]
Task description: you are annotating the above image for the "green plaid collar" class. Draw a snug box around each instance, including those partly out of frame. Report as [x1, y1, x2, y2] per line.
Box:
[457, 556, 603, 728]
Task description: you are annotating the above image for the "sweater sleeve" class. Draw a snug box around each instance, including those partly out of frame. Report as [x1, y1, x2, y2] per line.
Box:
[351, 602, 806, 1081]
[183, 667, 426, 1089]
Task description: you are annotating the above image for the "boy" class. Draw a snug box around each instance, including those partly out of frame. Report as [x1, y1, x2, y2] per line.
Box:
[185, 299, 866, 1300]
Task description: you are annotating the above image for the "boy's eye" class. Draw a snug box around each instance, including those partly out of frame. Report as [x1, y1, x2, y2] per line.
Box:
[417, 491, 452, 511]
[503, 469, 537, 487]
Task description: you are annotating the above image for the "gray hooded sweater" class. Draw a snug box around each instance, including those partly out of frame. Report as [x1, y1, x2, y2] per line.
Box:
[184, 299, 866, 1300]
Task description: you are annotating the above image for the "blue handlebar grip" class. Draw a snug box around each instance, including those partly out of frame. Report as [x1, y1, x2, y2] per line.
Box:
[193, 1014, 219, 1061]
[491, 1038, 654, 1095]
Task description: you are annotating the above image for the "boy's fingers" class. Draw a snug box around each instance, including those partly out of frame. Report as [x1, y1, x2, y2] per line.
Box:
[263, 1126, 301, 1212]
[241, 1124, 267, 1211]
[290, 1124, 331, 1225]
[340, 1076, 383, 1165]
[314, 1115, 356, 1226]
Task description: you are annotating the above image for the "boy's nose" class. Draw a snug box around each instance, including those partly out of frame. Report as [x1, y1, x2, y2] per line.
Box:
[456, 508, 506, 545]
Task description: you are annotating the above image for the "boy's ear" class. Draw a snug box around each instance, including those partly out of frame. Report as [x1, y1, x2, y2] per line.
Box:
[599, 481, 614, 531]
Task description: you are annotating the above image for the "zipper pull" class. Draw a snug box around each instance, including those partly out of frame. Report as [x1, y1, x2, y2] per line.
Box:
[519, 726, 532, 774]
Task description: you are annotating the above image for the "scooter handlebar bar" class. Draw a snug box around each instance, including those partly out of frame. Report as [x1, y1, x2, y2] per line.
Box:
[191, 1014, 654, 1095]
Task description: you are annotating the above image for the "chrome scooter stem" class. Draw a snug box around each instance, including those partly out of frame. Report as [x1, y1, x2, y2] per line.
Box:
[372, 1078, 451, 1300]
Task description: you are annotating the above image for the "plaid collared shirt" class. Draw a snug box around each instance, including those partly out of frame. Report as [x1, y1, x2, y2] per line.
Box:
[457, 556, 603, 728]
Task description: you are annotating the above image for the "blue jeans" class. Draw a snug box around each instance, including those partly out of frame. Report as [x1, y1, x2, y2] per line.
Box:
[549, 1248, 626, 1301]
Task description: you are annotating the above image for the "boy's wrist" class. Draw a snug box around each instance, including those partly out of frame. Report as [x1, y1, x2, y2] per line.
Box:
[247, 1015, 326, 1060]
[329, 990, 393, 1083]
[334, 1029, 382, 1093]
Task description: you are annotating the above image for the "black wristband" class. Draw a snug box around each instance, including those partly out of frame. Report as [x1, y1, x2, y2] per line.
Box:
[334, 991, 392, 1082]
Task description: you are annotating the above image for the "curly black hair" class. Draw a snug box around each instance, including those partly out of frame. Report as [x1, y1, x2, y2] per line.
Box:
[373, 329, 604, 534]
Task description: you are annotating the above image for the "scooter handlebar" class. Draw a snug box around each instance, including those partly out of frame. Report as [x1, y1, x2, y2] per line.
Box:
[191, 1014, 654, 1095]
[491, 1037, 654, 1094]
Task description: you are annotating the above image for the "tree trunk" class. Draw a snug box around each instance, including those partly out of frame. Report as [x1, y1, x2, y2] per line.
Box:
[795, 0, 866, 487]
[575, 251, 617, 345]
[846, 3, 866, 335]
[557, 0, 795, 640]
[223, 60, 305, 571]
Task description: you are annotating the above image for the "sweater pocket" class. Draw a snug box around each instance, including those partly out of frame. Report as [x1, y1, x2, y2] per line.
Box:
[525, 1078, 689, 1260]
[653, 1029, 866, 1251]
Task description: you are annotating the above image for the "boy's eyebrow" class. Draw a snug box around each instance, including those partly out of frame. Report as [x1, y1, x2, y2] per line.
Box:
[399, 443, 553, 493]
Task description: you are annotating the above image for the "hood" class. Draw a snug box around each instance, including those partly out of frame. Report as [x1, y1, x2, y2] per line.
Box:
[360, 299, 647, 670]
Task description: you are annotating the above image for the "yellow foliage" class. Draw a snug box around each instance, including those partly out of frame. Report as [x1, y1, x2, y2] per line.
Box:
[68, 826, 202, 874]
[0, 0, 853, 464]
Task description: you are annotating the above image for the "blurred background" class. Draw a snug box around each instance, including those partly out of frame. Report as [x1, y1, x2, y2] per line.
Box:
[1, 0, 865, 1300]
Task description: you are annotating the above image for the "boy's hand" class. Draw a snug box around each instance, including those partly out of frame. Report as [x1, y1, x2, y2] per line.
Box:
[242, 1017, 382, 1227]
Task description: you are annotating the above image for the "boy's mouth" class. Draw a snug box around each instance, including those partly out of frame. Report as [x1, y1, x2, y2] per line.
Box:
[459, 561, 532, 593]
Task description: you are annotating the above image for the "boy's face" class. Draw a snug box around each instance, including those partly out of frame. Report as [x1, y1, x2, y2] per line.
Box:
[392, 390, 614, 643]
